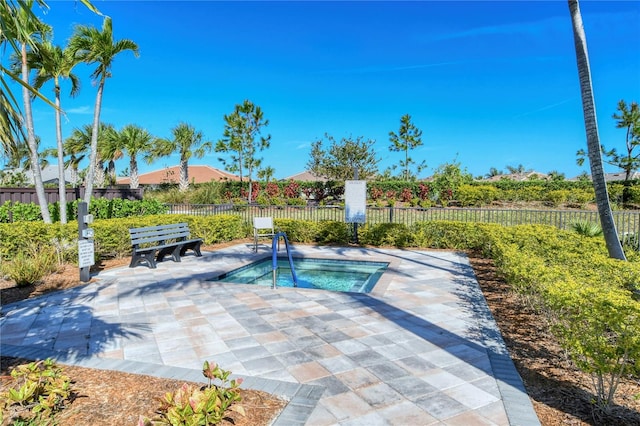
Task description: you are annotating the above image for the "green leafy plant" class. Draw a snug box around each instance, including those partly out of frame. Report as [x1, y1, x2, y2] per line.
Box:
[0, 359, 73, 425]
[0, 245, 58, 287]
[140, 361, 244, 426]
[571, 220, 603, 237]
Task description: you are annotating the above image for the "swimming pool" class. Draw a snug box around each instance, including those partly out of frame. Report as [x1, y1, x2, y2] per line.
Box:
[211, 257, 389, 293]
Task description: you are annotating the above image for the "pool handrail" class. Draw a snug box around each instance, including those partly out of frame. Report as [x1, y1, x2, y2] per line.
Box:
[271, 232, 298, 289]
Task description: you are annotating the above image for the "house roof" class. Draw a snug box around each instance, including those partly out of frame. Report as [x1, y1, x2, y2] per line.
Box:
[116, 165, 239, 185]
[8, 164, 73, 184]
[282, 170, 327, 182]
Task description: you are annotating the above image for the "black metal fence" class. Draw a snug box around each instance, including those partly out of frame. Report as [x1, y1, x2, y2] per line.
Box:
[167, 204, 640, 243]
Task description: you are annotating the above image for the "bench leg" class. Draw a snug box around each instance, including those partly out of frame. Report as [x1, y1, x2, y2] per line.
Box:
[130, 250, 157, 269]
[157, 245, 182, 263]
[180, 240, 203, 257]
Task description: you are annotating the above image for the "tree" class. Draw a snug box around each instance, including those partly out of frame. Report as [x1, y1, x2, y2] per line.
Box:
[157, 122, 212, 192]
[13, 0, 51, 222]
[64, 125, 89, 188]
[215, 99, 271, 202]
[548, 170, 566, 181]
[100, 124, 122, 186]
[307, 134, 379, 180]
[568, 0, 626, 260]
[116, 124, 155, 189]
[257, 166, 275, 182]
[388, 114, 425, 180]
[431, 159, 473, 204]
[578, 100, 640, 202]
[505, 164, 526, 174]
[485, 167, 503, 179]
[29, 39, 80, 223]
[68, 16, 138, 205]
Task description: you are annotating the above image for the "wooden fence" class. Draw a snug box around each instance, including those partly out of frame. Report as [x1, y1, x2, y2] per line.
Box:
[0, 187, 144, 204]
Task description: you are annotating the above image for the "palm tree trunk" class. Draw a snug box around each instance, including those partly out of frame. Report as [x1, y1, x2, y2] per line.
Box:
[54, 79, 67, 224]
[21, 42, 52, 223]
[129, 157, 139, 189]
[83, 77, 105, 205]
[179, 157, 189, 192]
[568, 0, 626, 260]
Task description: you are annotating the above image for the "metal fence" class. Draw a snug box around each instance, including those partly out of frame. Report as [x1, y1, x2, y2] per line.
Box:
[167, 204, 640, 241]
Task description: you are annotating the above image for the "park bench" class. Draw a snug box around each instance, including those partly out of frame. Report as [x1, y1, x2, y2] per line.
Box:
[129, 222, 203, 269]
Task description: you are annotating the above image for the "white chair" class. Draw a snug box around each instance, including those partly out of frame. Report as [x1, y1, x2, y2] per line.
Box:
[253, 217, 276, 252]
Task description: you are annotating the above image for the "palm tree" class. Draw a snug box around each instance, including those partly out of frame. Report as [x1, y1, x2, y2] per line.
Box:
[485, 167, 503, 179]
[29, 39, 80, 223]
[1, 0, 98, 185]
[64, 126, 89, 188]
[99, 124, 122, 186]
[13, 0, 51, 222]
[68, 16, 138, 205]
[568, 0, 626, 260]
[157, 122, 212, 192]
[117, 124, 155, 189]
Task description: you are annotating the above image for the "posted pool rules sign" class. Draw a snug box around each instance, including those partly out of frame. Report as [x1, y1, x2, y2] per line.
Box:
[78, 239, 95, 268]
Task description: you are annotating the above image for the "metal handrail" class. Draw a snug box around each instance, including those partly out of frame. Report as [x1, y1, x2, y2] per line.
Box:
[271, 232, 298, 289]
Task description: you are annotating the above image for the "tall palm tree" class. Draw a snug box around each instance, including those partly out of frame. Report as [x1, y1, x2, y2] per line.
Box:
[157, 122, 212, 192]
[13, 0, 51, 222]
[29, 39, 80, 223]
[117, 124, 154, 189]
[568, 0, 626, 260]
[68, 16, 138, 205]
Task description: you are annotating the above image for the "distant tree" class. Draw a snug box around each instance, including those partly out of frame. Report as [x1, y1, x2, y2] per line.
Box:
[307, 134, 379, 180]
[157, 122, 212, 192]
[431, 159, 472, 203]
[257, 166, 275, 182]
[485, 167, 503, 179]
[388, 114, 425, 180]
[64, 125, 90, 188]
[548, 170, 566, 181]
[577, 100, 640, 202]
[116, 124, 155, 189]
[505, 164, 526, 174]
[68, 16, 139, 205]
[569, 0, 625, 261]
[100, 125, 122, 186]
[215, 99, 271, 202]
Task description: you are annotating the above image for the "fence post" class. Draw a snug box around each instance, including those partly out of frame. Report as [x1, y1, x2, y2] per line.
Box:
[388, 206, 394, 223]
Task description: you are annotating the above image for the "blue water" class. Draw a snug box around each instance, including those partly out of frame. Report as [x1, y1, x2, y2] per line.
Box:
[211, 257, 388, 293]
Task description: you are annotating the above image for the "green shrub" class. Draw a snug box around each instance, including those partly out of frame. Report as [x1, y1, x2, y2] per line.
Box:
[274, 219, 317, 243]
[0, 244, 58, 286]
[359, 223, 413, 247]
[545, 189, 571, 206]
[315, 220, 350, 245]
[456, 184, 499, 207]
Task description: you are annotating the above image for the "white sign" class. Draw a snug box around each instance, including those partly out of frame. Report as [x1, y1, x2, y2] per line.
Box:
[345, 180, 367, 223]
[78, 239, 95, 268]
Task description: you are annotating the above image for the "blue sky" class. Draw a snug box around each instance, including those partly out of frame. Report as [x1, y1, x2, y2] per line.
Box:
[15, 0, 640, 180]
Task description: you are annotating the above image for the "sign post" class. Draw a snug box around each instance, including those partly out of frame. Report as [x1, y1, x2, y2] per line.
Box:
[77, 202, 95, 282]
